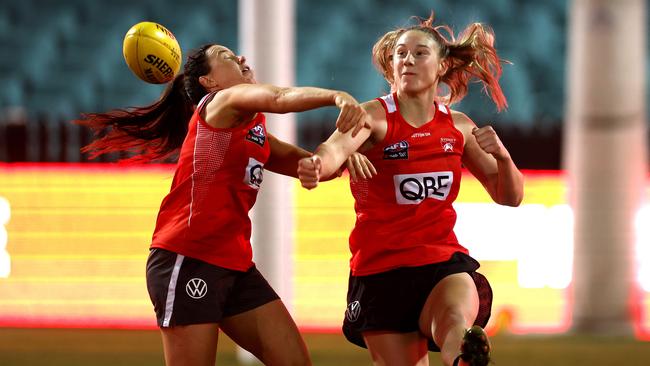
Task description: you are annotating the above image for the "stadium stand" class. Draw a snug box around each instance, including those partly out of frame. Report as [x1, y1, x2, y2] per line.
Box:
[0, 0, 645, 167]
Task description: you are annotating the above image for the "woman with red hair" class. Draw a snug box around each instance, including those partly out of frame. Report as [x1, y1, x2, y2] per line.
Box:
[298, 14, 523, 366]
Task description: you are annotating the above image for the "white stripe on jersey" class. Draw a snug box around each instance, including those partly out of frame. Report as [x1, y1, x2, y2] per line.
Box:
[162, 254, 185, 327]
[196, 92, 215, 109]
[380, 94, 397, 113]
[188, 128, 199, 228]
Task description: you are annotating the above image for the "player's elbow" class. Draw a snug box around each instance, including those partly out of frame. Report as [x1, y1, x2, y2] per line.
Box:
[495, 192, 523, 207]
[501, 197, 522, 207]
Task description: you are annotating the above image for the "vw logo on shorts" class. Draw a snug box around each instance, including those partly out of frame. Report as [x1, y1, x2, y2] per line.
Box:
[345, 300, 361, 322]
[185, 278, 208, 299]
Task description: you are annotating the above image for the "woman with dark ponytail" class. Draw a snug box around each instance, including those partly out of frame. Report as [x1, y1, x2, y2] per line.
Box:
[297, 13, 524, 366]
[77, 43, 373, 366]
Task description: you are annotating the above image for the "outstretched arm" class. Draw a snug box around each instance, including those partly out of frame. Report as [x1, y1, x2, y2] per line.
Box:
[206, 84, 367, 136]
[298, 100, 382, 189]
[454, 111, 523, 206]
[266, 134, 376, 181]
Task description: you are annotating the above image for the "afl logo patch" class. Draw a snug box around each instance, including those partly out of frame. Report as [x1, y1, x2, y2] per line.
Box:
[185, 278, 207, 299]
[345, 301, 361, 322]
[246, 123, 266, 147]
[383, 140, 409, 160]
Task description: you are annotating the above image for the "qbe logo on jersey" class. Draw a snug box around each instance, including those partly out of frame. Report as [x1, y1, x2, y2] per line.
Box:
[393, 171, 453, 205]
[244, 157, 264, 189]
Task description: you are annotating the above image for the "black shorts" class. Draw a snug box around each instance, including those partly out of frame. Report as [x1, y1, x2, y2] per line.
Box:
[146, 248, 279, 327]
[342, 252, 493, 352]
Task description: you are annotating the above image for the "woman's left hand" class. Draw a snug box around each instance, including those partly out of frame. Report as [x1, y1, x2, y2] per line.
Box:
[337, 152, 377, 182]
[472, 126, 510, 161]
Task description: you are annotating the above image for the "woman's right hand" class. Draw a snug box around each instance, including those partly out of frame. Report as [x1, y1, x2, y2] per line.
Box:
[297, 155, 322, 190]
[334, 92, 369, 138]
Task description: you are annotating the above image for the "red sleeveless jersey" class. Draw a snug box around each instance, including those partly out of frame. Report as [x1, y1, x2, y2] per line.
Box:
[151, 93, 270, 271]
[348, 92, 468, 276]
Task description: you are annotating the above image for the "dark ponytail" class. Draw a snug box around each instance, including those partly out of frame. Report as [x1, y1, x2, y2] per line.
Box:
[183, 44, 213, 105]
[75, 44, 215, 162]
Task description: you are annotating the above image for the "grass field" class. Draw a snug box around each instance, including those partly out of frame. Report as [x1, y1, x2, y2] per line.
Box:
[0, 328, 649, 365]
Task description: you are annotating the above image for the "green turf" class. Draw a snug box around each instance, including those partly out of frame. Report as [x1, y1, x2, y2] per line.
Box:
[0, 328, 649, 365]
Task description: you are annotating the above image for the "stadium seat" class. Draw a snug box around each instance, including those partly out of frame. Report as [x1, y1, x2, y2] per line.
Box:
[0, 76, 24, 109]
[0, 0, 609, 133]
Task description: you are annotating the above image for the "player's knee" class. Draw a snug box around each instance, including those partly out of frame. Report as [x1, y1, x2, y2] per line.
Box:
[431, 305, 470, 344]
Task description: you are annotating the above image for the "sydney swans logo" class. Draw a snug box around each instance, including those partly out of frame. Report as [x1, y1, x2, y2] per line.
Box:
[185, 278, 208, 299]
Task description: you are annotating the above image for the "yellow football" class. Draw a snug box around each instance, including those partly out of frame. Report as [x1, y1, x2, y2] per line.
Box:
[123, 22, 182, 84]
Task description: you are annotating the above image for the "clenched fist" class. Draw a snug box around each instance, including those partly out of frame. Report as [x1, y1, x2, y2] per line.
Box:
[297, 155, 322, 190]
[472, 126, 510, 161]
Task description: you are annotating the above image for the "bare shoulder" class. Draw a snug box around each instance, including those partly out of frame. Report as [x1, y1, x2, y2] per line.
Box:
[209, 83, 255, 105]
[363, 99, 389, 124]
[204, 85, 256, 128]
[358, 99, 388, 146]
[450, 109, 474, 127]
[450, 109, 477, 136]
[361, 99, 388, 129]
[362, 99, 384, 115]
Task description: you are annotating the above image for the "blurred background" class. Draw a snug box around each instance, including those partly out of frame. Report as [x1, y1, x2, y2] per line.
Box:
[0, 0, 578, 166]
[0, 0, 649, 365]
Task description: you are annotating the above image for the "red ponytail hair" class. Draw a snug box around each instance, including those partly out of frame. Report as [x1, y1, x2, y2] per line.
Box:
[397, 13, 509, 111]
